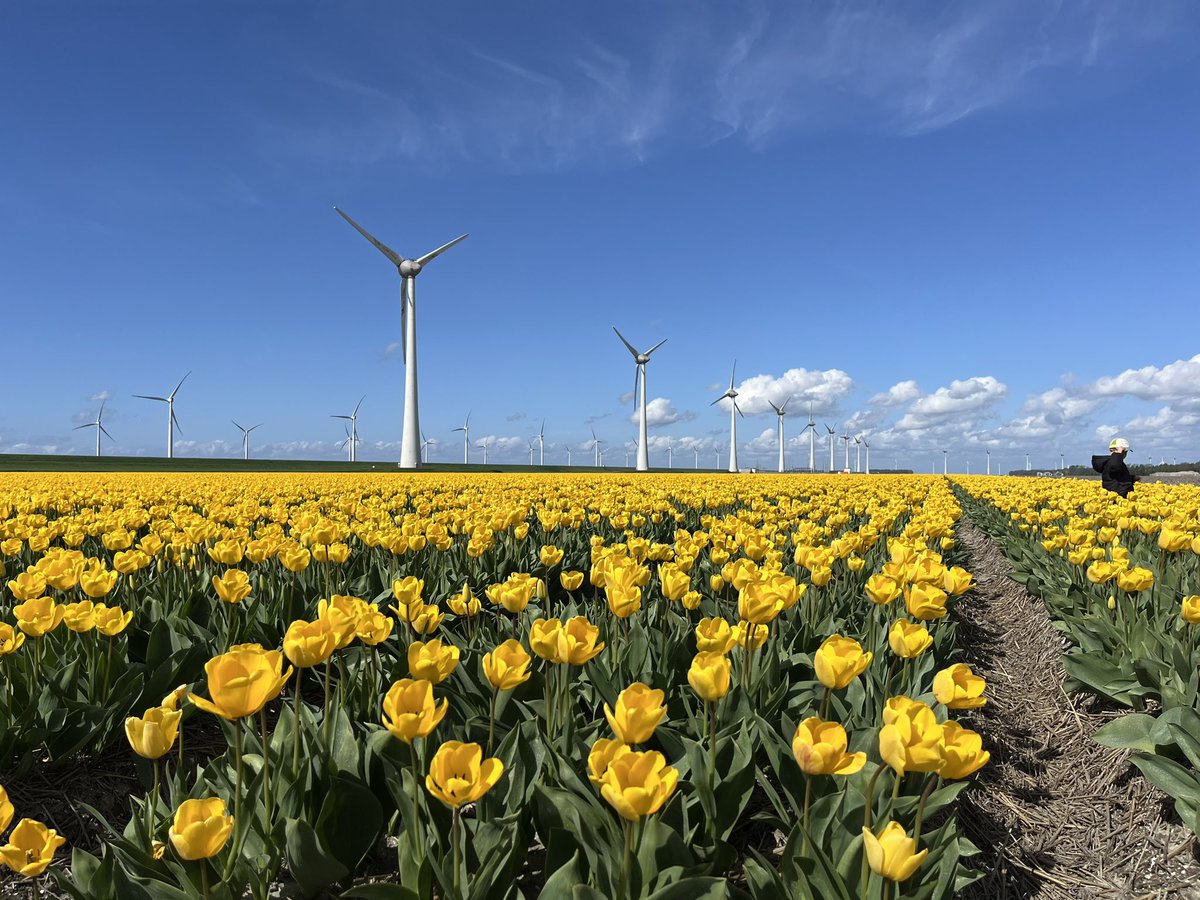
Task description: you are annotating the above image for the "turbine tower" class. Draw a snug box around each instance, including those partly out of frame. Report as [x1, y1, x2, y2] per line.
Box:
[477, 439, 489, 465]
[566, 446, 573, 466]
[666, 437, 674, 469]
[589, 429, 604, 466]
[527, 441, 536, 465]
[335, 207, 468, 470]
[134, 372, 189, 459]
[986, 450, 991, 476]
[421, 433, 436, 463]
[537, 420, 545, 466]
[452, 412, 471, 464]
[804, 401, 817, 472]
[332, 396, 364, 463]
[767, 397, 791, 474]
[232, 421, 262, 461]
[613, 327, 667, 472]
[863, 440, 871, 474]
[841, 433, 852, 471]
[825, 424, 837, 472]
[337, 423, 360, 461]
[854, 436, 862, 473]
[943, 449, 949, 476]
[710, 361, 743, 473]
[74, 400, 113, 457]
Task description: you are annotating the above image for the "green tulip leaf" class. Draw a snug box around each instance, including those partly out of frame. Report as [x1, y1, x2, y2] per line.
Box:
[341, 884, 421, 899]
[315, 775, 385, 873]
[284, 816, 350, 898]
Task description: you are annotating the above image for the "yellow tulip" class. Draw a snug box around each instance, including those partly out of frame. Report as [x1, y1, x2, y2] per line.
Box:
[604, 565, 643, 618]
[732, 620, 769, 650]
[61, 600, 96, 633]
[888, 620, 932, 659]
[813, 635, 872, 690]
[529, 618, 564, 662]
[879, 703, 944, 774]
[687, 651, 731, 702]
[658, 563, 691, 602]
[408, 639, 460, 684]
[0, 818, 67, 876]
[0, 623, 25, 656]
[1086, 560, 1119, 584]
[904, 582, 948, 621]
[938, 721, 990, 779]
[681, 589, 702, 610]
[7, 571, 47, 602]
[559, 615, 606, 665]
[709, 574, 726, 592]
[392, 576, 425, 608]
[168, 798, 233, 861]
[125, 705, 182, 760]
[278, 544, 311, 573]
[93, 604, 133, 636]
[12, 596, 63, 637]
[1116, 566, 1154, 593]
[539, 545, 565, 568]
[1182, 595, 1200, 625]
[79, 566, 118, 599]
[587, 737, 631, 785]
[862, 821, 928, 882]
[695, 617, 736, 654]
[559, 570, 585, 592]
[791, 717, 866, 776]
[355, 608, 394, 645]
[212, 569, 251, 604]
[932, 663, 987, 709]
[737, 580, 786, 626]
[1158, 526, 1192, 552]
[425, 741, 504, 808]
[207, 540, 245, 566]
[604, 682, 667, 744]
[189, 647, 292, 720]
[599, 750, 679, 821]
[446, 584, 480, 617]
[112, 549, 150, 575]
[0, 785, 12, 834]
[941, 566, 975, 596]
[283, 618, 337, 668]
[482, 639, 532, 690]
[382, 678, 448, 743]
[161, 684, 189, 711]
[809, 565, 833, 587]
[318, 595, 367, 649]
[408, 603, 445, 635]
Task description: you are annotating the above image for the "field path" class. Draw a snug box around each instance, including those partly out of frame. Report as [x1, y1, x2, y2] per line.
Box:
[954, 521, 1200, 900]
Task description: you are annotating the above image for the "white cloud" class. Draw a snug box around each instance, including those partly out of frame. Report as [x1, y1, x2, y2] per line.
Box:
[383, 341, 402, 358]
[893, 376, 1007, 432]
[870, 380, 921, 408]
[633, 397, 694, 427]
[1092, 354, 1200, 407]
[721, 367, 854, 416]
[89, 391, 112, 402]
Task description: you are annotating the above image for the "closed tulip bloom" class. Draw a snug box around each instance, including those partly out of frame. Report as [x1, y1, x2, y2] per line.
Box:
[559, 570, 585, 592]
[408, 603, 445, 635]
[529, 618, 564, 662]
[889, 620, 933, 659]
[941, 566, 975, 596]
[113, 549, 150, 576]
[588, 738, 631, 785]
[408, 639, 460, 684]
[278, 544, 311, 572]
[681, 589, 702, 610]
[1182, 595, 1200, 625]
[61, 600, 96, 633]
[13, 596, 64, 637]
[791, 717, 867, 776]
[695, 617, 736, 654]
[709, 574, 725, 592]
[0, 818, 67, 876]
[879, 704, 944, 774]
[425, 741, 504, 808]
[207, 540, 245, 566]
[483, 639, 532, 690]
[211, 569, 251, 605]
[865, 571, 902, 604]
[658, 564, 691, 602]
[605, 565, 643, 619]
[1086, 560, 1119, 584]
[447, 584, 480, 617]
[79, 566, 118, 599]
[904, 582, 948, 620]
[189, 648, 293, 720]
[0, 786, 12, 834]
[7, 571, 47, 602]
[814, 635, 872, 690]
[283, 618, 337, 668]
[1116, 566, 1154, 593]
[600, 750, 679, 821]
[0, 623, 25, 656]
[732, 620, 769, 650]
[355, 608, 394, 645]
[1158, 526, 1192, 552]
[809, 565, 833, 588]
[605, 682, 667, 744]
[558, 615, 605, 665]
[737, 581, 786, 626]
[688, 651, 731, 702]
[938, 721, 990, 779]
[539, 545, 565, 568]
[318, 595, 368, 648]
[862, 821, 928, 882]
[93, 604, 134, 637]
[392, 576, 425, 608]
[882, 696, 925, 726]
[168, 798, 234, 861]
[933, 663, 987, 709]
[125, 705, 182, 759]
[382, 678, 448, 743]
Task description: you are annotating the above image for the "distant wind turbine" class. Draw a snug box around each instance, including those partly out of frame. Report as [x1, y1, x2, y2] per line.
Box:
[421, 433, 436, 463]
[613, 326, 667, 472]
[332, 396, 364, 463]
[863, 440, 871, 475]
[134, 372, 189, 459]
[841, 433, 852, 471]
[767, 397, 791, 473]
[335, 207, 468, 469]
[232, 421, 262, 461]
[825, 424, 837, 472]
[566, 446, 573, 466]
[803, 401, 817, 472]
[537, 420, 545, 466]
[589, 429, 605, 466]
[710, 361, 743, 473]
[854, 436, 862, 473]
[74, 400, 113, 457]
[666, 436, 674, 469]
[943, 449, 949, 476]
[528, 441, 536, 465]
[477, 439, 489, 465]
[453, 412, 471, 464]
[693, 447, 700, 469]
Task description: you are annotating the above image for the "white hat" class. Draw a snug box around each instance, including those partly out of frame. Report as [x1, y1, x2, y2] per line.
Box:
[1109, 437, 1130, 451]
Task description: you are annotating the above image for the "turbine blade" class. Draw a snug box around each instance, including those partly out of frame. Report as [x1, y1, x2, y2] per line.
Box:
[134, 395, 167, 402]
[400, 282, 408, 365]
[645, 337, 668, 356]
[171, 409, 182, 436]
[729, 360, 737, 391]
[250, 423, 263, 432]
[612, 326, 640, 359]
[98, 398, 106, 418]
[100, 425, 114, 440]
[781, 395, 792, 412]
[735, 401, 745, 418]
[233, 420, 244, 432]
[332, 415, 352, 420]
[169, 371, 191, 400]
[709, 396, 724, 407]
[539, 419, 545, 438]
[633, 365, 640, 410]
[353, 395, 365, 416]
[335, 207, 405, 267]
[72, 423, 92, 431]
[415, 233, 469, 266]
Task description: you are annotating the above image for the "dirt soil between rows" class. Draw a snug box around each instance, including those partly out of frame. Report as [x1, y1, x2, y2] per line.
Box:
[955, 521, 1200, 900]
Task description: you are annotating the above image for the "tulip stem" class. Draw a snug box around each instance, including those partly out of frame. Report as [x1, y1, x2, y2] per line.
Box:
[147, 758, 160, 842]
[818, 687, 831, 721]
[912, 776, 938, 848]
[800, 774, 813, 855]
[487, 685, 497, 755]
[322, 659, 332, 747]
[200, 861, 209, 899]
[618, 819, 634, 900]
[451, 806, 462, 899]
[260, 707, 273, 827]
[293, 669, 303, 773]
[408, 740, 421, 860]
[225, 720, 244, 881]
[860, 765, 887, 900]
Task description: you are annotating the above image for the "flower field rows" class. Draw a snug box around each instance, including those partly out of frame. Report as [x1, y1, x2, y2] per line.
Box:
[0, 472, 995, 898]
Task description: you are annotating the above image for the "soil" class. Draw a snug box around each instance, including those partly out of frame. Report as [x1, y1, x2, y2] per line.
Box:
[954, 521, 1200, 900]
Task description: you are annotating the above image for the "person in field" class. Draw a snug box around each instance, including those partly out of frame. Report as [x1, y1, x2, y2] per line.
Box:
[1092, 437, 1137, 497]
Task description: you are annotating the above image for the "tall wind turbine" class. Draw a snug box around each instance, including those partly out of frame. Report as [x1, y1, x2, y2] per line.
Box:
[453, 412, 471, 464]
[841, 433, 852, 471]
[825, 424, 837, 472]
[566, 446, 573, 466]
[710, 361, 743, 473]
[693, 447, 700, 469]
[613, 327, 667, 472]
[537, 420, 545, 466]
[863, 440, 871, 475]
[943, 449, 949, 476]
[589, 429, 604, 466]
[854, 436, 862, 473]
[477, 439, 489, 465]
[332, 396, 364, 463]
[232, 421, 262, 461]
[134, 372, 189, 459]
[421, 433, 436, 463]
[74, 400, 113, 457]
[986, 450, 991, 475]
[803, 401, 817, 472]
[335, 207, 468, 470]
[666, 437, 674, 469]
[767, 397, 791, 473]
[527, 441, 536, 465]
[337, 423, 360, 462]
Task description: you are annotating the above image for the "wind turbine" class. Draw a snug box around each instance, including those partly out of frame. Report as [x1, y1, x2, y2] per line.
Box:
[841, 433, 852, 471]
[332, 396, 364, 463]
[476, 439, 489, 465]
[710, 361, 743, 473]
[802, 401, 817, 472]
[863, 440, 871, 474]
[335, 207, 468, 470]
[537, 420, 545, 466]
[74, 400, 113, 457]
[943, 449, 948, 476]
[825, 424, 837, 472]
[337, 423, 360, 462]
[566, 446, 573, 466]
[232, 421, 262, 461]
[421, 433, 436, 463]
[527, 441, 536, 465]
[666, 437, 674, 469]
[134, 372, 189, 459]
[693, 447, 700, 469]
[612, 327, 667, 472]
[453, 412, 471, 464]
[767, 397, 791, 474]
[986, 450, 991, 475]
[854, 437, 862, 473]
[589, 429, 605, 466]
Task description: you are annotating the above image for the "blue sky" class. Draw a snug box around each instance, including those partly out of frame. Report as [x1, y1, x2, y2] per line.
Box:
[2, 1, 1198, 472]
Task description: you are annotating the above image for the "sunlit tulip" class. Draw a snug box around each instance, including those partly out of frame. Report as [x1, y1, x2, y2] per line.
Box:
[791, 717, 866, 776]
[12, 596, 63, 637]
[888, 620, 932, 659]
[189, 647, 292, 720]
[1158, 526, 1192, 552]
[599, 750, 679, 821]
[447, 584, 480, 617]
[604, 565, 643, 619]
[862, 821, 928, 882]
[695, 617, 736, 654]
[681, 589, 702, 610]
[161, 684, 189, 711]
[168, 798, 233, 861]
[933, 663, 987, 709]
[737, 580, 786, 625]
[483, 639, 532, 690]
[732, 620, 769, 650]
[0, 623, 25, 656]
[93, 604, 133, 636]
[485, 576, 537, 614]
[709, 574, 725, 592]
[539, 545, 565, 568]
[425, 741, 504, 808]
[61, 600, 96, 633]
[125, 705, 182, 760]
[604, 682, 667, 744]
[588, 738, 631, 785]
[392, 576, 425, 608]
[0, 818, 67, 876]
[283, 618, 337, 668]
[882, 696, 924, 725]
[658, 563, 690, 602]
[382, 678, 448, 743]
[813, 635, 872, 690]
[408, 603, 445, 635]
[318, 595, 367, 648]
[529, 618, 563, 662]
[558, 615, 605, 665]
[1086, 560, 1119, 584]
[687, 651, 731, 702]
[559, 570, 585, 592]
[879, 703, 944, 774]
[112, 549, 150, 575]
[408, 639, 460, 684]
[212, 569, 251, 604]
[0, 786, 12, 834]
[79, 566, 118, 599]
[938, 721, 990, 779]
[809, 565, 833, 587]
[7, 571, 47, 602]
[941, 566, 975, 596]
[355, 607, 394, 645]
[207, 540, 245, 566]
[904, 582, 948, 620]
[1182, 595, 1200, 625]
[1115, 566, 1154, 593]
[278, 544, 311, 573]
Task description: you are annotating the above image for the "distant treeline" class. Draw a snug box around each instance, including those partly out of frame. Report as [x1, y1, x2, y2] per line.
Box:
[1005, 461, 1199, 478]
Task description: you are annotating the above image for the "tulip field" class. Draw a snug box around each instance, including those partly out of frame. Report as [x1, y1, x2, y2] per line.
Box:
[0, 471, 1197, 899]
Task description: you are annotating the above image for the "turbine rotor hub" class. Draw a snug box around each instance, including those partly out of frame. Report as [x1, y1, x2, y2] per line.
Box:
[399, 260, 423, 277]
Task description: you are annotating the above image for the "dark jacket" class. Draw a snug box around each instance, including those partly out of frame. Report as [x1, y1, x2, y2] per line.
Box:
[1094, 452, 1136, 497]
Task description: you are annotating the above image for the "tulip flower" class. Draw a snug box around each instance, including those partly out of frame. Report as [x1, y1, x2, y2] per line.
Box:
[189, 647, 292, 720]
[588, 738, 631, 785]
[791, 718, 867, 776]
[1182, 595, 1200, 625]
[408, 639, 460, 685]
[0, 623, 26, 656]
[904, 582, 948, 620]
[392, 576, 425, 608]
[1115, 566, 1154, 593]
[599, 749, 679, 821]
[681, 589, 702, 610]
[168, 798, 233, 861]
[737, 580, 786, 626]
[695, 617, 736, 654]
[79, 566, 118, 599]
[529, 618, 563, 662]
[0, 817, 67, 877]
[425, 741, 504, 808]
[557, 616, 605, 666]
[1086, 560, 1119, 584]
[941, 566, 975, 596]
[687, 651, 731, 703]
[604, 565, 643, 619]
[0, 785, 12, 834]
[483, 640, 532, 691]
[933, 663, 987, 709]
[278, 544, 311, 572]
[407, 603, 445, 635]
[211, 569, 251, 605]
[559, 570, 585, 592]
[61, 600, 96, 633]
[888, 620, 932, 659]
[938, 721, 990, 779]
[93, 604, 133, 636]
[208, 540, 245, 566]
[12, 596, 63, 637]
[862, 821, 928, 882]
[882, 695, 924, 726]
[125, 705, 182, 760]
[604, 682, 667, 744]
[382, 678, 448, 743]
[318, 595, 366, 649]
[813, 635, 872, 690]
[539, 545, 565, 568]
[6, 571, 47, 602]
[283, 618, 337, 668]
[658, 563, 691, 602]
[879, 704, 944, 774]
[447, 584, 480, 617]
